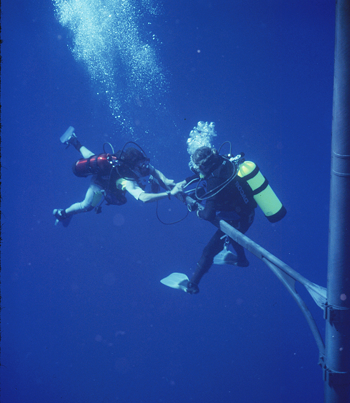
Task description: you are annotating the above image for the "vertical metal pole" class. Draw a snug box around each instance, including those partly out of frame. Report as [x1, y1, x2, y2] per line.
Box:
[324, 0, 350, 401]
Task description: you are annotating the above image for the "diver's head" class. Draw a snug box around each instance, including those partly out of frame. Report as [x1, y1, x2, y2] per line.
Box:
[133, 158, 152, 177]
[191, 146, 220, 176]
[116, 147, 151, 178]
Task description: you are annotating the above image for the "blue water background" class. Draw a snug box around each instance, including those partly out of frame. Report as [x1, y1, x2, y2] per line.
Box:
[3, 1, 334, 402]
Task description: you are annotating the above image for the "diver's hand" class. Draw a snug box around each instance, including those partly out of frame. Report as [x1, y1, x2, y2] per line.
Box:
[176, 180, 187, 188]
[187, 200, 198, 212]
[170, 182, 184, 196]
[164, 178, 175, 188]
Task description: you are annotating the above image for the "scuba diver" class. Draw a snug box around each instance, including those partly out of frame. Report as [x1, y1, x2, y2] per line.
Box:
[53, 127, 182, 227]
[161, 144, 286, 294]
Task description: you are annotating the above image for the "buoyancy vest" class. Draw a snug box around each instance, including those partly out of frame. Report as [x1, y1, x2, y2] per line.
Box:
[207, 158, 256, 215]
[73, 153, 128, 206]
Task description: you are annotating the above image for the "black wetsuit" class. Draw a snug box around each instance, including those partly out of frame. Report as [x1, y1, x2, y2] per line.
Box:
[189, 156, 256, 286]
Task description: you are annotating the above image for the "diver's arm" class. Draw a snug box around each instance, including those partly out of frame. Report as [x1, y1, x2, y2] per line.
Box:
[197, 199, 216, 221]
[138, 191, 171, 203]
[138, 182, 183, 203]
[196, 175, 220, 221]
[153, 168, 175, 190]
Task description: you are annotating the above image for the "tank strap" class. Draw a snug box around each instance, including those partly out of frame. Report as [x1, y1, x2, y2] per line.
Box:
[242, 164, 260, 181]
[91, 155, 99, 173]
[251, 177, 269, 196]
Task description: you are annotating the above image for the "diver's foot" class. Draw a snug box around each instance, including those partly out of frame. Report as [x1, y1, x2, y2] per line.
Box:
[214, 250, 238, 265]
[53, 209, 72, 227]
[236, 258, 249, 267]
[52, 209, 73, 227]
[65, 132, 81, 149]
[60, 126, 81, 150]
[214, 250, 249, 267]
[53, 209, 68, 221]
[224, 255, 249, 267]
[185, 281, 200, 295]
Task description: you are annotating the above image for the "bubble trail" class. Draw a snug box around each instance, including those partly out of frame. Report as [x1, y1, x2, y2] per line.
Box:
[53, 0, 167, 126]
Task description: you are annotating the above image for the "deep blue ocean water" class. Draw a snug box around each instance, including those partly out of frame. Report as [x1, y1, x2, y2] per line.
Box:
[3, 1, 335, 402]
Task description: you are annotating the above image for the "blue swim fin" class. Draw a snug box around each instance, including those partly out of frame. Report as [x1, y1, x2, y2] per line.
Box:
[60, 126, 75, 146]
[160, 273, 189, 291]
[213, 246, 238, 265]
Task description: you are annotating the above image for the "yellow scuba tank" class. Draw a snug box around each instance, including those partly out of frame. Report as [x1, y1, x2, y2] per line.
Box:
[237, 161, 286, 223]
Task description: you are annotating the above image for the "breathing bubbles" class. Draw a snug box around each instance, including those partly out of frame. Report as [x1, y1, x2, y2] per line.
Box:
[53, 0, 166, 125]
[187, 121, 217, 155]
[187, 121, 217, 168]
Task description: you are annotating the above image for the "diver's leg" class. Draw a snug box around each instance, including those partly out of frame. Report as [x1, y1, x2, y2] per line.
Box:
[79, 146, 95, 159]
[62, 129, 95, 158]
[188, 229, 226, 293]
[228, 239, 249, 267]
[72, 139, 94, 159]
[64, 180, 103, 216]
[54, 178, 103, 224]
[227, 211, 255, 267]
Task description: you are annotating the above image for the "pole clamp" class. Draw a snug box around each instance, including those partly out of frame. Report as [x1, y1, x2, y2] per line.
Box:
[323, 365, 350, 385]
[324, 302, 350, 323]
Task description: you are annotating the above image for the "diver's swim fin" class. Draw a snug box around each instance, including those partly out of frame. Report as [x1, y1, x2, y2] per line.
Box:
[60, 126, 75, 145]
[213, 248, 238, 265]
[160, 273, 189, 291]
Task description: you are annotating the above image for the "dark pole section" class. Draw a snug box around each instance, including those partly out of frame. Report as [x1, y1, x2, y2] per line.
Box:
[324, 0, 350, 401]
